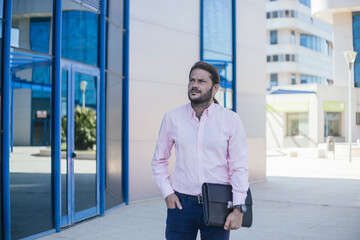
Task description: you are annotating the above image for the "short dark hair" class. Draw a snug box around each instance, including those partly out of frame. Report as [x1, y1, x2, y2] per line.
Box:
[189, 61, 220, 86]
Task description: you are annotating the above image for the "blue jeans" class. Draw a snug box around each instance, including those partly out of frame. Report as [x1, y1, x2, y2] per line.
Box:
[165, 192, 230, 240]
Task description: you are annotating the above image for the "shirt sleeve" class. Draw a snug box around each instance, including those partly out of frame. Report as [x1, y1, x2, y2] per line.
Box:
[151, 114, 175, 199]
[228, 114, 249, 205]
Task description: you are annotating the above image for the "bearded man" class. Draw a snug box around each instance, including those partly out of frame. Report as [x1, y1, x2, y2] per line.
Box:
[151, 61, 249, 240]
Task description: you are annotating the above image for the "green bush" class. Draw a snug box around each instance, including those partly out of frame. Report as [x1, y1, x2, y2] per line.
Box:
[61, 106, 96, 150]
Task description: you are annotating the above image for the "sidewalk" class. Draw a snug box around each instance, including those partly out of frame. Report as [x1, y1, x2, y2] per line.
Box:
[41, 150, 360, 240]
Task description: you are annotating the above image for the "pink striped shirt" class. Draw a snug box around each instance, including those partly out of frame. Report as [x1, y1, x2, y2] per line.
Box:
[151, 102, 249, 205]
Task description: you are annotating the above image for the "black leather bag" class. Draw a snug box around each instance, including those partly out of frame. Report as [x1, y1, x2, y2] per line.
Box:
[202, 183, 253, 228]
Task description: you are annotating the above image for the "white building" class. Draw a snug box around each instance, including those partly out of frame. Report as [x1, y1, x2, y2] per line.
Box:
[266, 0, 360, 149]
[267, 84, 360, 148]
[266, 0, 333, 87]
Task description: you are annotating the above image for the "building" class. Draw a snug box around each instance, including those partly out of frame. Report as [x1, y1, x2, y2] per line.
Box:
[0, 0, 266, 239]
[266, 0, 360, 149]
[267, 84, 360, 148]
[266, 0, 333, 87]
[312, 0, 360, 88]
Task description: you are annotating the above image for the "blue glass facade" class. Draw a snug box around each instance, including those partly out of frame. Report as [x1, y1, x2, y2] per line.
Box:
[353, 12, 360, 87]
[300, 34, 331, 55]
[270, 30, 277, 44]
[1, 0, 129, 239]
[0, 1, 3, 239]
[300, 74, 328, 84]
[299, 0, 311, 8]
[202, 0, 236, 110]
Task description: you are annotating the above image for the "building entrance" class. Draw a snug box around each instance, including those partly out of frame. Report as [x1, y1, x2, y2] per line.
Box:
[60, 60, 100, 226]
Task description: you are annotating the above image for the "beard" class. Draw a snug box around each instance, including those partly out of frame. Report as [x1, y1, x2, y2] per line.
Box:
[188, 85, 214, 105]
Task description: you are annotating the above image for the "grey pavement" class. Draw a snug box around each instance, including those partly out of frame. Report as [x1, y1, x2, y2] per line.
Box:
[41, 149, 360, 240]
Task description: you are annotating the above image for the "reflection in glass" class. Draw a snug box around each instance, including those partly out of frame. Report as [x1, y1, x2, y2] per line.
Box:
[62, 0, 99, 66]
[105, 0, 125, 209]
[324, 112, 342, 137]
[0, 1, 3, 18]
[9, 51, 53, 239]
[106, 20, 123, 75]
[74, 73, 97, 213]
[0, 19, 3, 240]
[61, 71, 68, 218]
[203, 0, 234, 110]
[105, 72, 124, 209]
[353, 13, 360, 87]
[11, 1, 53, 54]
[10, 1, 53, 234]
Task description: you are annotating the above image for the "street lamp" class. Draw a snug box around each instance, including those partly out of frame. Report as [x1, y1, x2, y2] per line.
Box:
[80, 81, 88, 108]
[343, 50, 357, 163]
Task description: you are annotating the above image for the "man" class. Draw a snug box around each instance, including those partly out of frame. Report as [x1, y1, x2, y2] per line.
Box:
[151, 61, 249, 240]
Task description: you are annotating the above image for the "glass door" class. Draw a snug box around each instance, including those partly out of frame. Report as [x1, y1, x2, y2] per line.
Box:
[61, 61, 100, 227]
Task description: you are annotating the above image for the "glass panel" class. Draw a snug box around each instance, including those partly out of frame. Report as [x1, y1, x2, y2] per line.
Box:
[203, 0, 233, 110]
[62, 0, 100, 66]
[324, 112, 341, 137]
[106, 21, 123, 75]
[0, 19, 2, 240]
[108, 0, 124, 27]
[61, 70, 68, 218]
[270, 30, 277, 44]
[0, 1, 3, 18]
[203, 0, 232, 61]
[105, 72, 124, 209]
[10, 50, 53, 239]
[286, 113, 309, 136]
[11, 1, 53, 54]
[74, 73, 97, 213]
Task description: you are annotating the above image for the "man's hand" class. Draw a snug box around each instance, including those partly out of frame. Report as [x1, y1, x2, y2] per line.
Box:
[165, 193, 183, 210]
[224, 209, 243, 230]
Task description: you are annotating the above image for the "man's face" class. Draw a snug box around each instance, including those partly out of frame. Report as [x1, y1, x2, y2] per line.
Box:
[188, 69, 219, 104]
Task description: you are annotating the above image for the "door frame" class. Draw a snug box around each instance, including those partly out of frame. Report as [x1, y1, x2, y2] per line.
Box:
[60, 60, 100, 227]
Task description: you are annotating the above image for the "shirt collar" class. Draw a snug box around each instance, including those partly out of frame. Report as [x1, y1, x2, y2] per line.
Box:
[187, 102, 216, 119]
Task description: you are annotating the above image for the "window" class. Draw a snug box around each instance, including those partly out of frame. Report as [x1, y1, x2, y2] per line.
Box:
[10, 2, 54, 239]
[272, 11, 278, 18]
[300, 33, 332, 55]
[270, 73, 278, 87]
[273, 55, 278, 62]
[300, 74, 327, 84]
[287, 113, 308, 136]
[353, 12, 360, 87]
[324, 112, 342, 137]
[266, 12, 271, 19]
[267, 56, 271, 62]
[62, 10, 99, 66]
[279, 10, 284, 18]
[291, 54, 296, 62]
[356, 112, 360, 125]
[291, 30, 295, 44]
[202, 0, 235, 110]
[285, 10, 289, 17]
[270, 30, 277, 44]
[285, 54, 290, 61]
[291, 74, 296, 84]
[300, 0, 311, 8]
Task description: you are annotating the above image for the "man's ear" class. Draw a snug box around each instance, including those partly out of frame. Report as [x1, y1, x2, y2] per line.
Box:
[212, 84, 220, 96]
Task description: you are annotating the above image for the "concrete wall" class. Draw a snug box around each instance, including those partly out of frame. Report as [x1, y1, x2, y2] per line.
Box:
[129, 0, 267, 201]
[333, 13, 354, 87]
[236, 0, 267, 182]
[128, 0, 199, 201]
